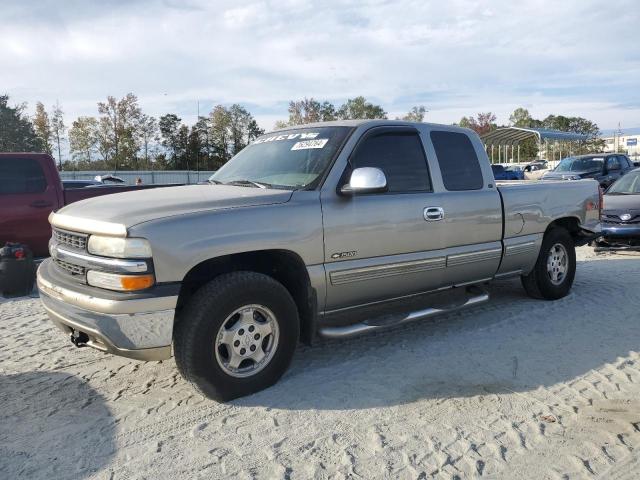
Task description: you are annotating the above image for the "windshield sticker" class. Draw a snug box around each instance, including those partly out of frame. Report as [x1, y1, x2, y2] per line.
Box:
[253, 132, 319, 144]
[291, 139, 329, 151]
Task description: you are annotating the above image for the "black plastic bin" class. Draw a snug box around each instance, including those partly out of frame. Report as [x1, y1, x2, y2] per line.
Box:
[0, 243, 36, 297]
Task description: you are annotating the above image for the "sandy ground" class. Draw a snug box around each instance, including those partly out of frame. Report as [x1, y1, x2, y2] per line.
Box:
[1, 247, 640, 479]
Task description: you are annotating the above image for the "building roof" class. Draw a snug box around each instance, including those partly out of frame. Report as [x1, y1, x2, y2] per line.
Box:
[481, 127, 589, 145]
[600, 127, 640, 137]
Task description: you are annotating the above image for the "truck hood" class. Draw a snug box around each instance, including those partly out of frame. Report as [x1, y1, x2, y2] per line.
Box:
[56, 184, 293, 231]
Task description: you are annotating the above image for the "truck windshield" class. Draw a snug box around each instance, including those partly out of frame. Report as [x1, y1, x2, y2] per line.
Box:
[608, 171, 640, 194]
[555, 156, 603, 172]
[209, 126, 353, 189]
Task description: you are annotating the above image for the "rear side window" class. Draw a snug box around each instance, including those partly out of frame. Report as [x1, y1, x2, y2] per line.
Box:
[0, 158, 47, 194]
[430, 131, 483, 191]
[350, 130, 431, 192]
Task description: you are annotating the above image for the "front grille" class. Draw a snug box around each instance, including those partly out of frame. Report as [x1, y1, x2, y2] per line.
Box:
[53, 258, 86, 276]
[602, 215, 640, 225]
[53, 229, 87, 250]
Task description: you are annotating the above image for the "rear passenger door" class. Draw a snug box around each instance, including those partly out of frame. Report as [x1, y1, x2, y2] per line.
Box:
[426, 130, 503, 287]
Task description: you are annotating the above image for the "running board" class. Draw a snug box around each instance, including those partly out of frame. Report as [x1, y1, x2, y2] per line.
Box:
[318, 289, 489, 339]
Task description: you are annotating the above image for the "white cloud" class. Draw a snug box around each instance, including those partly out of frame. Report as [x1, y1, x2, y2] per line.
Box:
[1, 0, 639, 131]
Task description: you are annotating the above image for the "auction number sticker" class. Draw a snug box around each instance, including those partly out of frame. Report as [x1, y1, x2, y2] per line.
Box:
[291, 139, 329, 150]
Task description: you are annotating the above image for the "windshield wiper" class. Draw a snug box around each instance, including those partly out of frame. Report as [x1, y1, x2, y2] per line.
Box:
[208, 179, 223, 184]
[224, 179, 272, 189]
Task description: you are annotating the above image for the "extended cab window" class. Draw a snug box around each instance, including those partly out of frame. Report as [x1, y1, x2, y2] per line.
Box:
[430, 131, 483, 191]
[350, 130, 431, 192]
[0, 157, 47, 194]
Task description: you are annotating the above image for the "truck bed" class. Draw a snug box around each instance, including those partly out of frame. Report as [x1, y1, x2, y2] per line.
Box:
[495, 179, 601, 277]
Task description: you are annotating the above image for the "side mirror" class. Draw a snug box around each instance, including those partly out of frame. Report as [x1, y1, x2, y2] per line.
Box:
[340, 167, 388, 195]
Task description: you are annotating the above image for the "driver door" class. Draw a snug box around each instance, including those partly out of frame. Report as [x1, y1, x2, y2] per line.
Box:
[320, 127, 449, 311]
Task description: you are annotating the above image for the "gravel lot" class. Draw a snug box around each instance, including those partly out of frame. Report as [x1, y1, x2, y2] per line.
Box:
[1, 247, 640, 479]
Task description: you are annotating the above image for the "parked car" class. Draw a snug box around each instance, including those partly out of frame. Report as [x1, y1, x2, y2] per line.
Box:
[542, 153, 634, 188]
[504, 164, 525, 180]
[491, 164, 520, 180]
[37, 120, 601, 401]
[0, 153, 176, 257]
[523, 161, 549, 180]
[593, 168, 640, 251]
[93, 174, 125, 184]
[62, 179, 102, 189]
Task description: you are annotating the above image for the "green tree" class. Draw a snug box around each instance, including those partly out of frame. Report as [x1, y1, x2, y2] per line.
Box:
[508, 107, 538, 160]
[0, 95, 42, 152]
[137, 114, 158, 169]
[51, 101, 66, 169]
[542, 115, 604, 153]
[33, 102, 53, 155]
[96, 117, 114, 166]
[458, 112, 496, 136]
[247, 118, 264, 142]
[159, 113, 184, 168]
[337, 96, 387, 120]
[401, 106, 427, 122]
[285, 98, 337, 125]
[228, 104, 252, 155]
[509, 107, 533, 127]
[209, 105, 232, 167]
[97, 93, 142, 170]
[69, 116, 99, 164]
[193, 115, 212, 169]
[227, 104, 264, 155]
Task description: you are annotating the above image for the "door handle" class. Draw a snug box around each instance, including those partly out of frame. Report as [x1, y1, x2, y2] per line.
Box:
[424, 206, 444, 221]
[29, 200, 53, 208]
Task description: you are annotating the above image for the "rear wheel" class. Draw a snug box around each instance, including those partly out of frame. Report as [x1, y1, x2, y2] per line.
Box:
[174, 271, 299, 401]
[521, 228, 576, 300]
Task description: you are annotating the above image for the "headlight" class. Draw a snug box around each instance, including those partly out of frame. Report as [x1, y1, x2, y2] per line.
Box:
[87, 271, 155, 291]
[87, 235, 152, 258]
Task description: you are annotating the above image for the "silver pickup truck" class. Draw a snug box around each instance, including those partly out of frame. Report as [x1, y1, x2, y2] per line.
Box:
[37, 120, 601, 400]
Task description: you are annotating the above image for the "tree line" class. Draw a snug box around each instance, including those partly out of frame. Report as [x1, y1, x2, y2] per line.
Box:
[1, 92, 604, 170]
[458, 108, 605, 158]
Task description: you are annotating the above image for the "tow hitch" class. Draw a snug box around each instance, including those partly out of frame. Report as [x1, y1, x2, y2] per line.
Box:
[70, 330, 89, 347]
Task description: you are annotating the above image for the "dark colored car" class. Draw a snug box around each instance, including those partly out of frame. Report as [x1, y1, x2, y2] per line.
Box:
[0, 153, 176, 257]
[594, 168, 640, 251]
[491, 164, 520, 180]
[542, 153, 634, 188]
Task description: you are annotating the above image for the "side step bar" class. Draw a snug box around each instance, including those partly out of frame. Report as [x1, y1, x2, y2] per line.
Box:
[318, 288, 489, 339]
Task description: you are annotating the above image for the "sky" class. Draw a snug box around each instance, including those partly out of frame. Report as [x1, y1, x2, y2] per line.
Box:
[2, 0, 639, 132]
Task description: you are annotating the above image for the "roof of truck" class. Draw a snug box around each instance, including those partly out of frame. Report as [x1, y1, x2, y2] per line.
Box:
[271, 119, 470, 132]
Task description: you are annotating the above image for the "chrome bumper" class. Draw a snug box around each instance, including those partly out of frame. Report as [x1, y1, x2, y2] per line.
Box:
[37, 264, 176, 361]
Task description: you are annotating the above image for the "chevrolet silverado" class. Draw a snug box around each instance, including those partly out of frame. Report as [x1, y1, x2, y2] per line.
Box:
[37, 120, 601, 400]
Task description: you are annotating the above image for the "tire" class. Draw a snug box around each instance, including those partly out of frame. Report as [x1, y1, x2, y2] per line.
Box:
[174, 271, 299, 401]
[521, 228, 576, 300]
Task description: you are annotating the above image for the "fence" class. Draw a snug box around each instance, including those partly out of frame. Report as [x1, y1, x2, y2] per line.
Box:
[59, 170, 216, 185]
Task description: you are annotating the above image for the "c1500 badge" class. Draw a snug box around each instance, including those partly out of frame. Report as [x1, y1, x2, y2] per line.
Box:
[331, 251, 357, 259]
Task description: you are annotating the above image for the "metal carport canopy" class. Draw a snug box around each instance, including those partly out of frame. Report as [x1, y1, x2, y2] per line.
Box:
[481, 127, 589, 145]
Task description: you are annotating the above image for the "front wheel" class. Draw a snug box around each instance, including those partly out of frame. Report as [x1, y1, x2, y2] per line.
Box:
[174, 272, 299, 401]
[521, 228, 576, 300]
